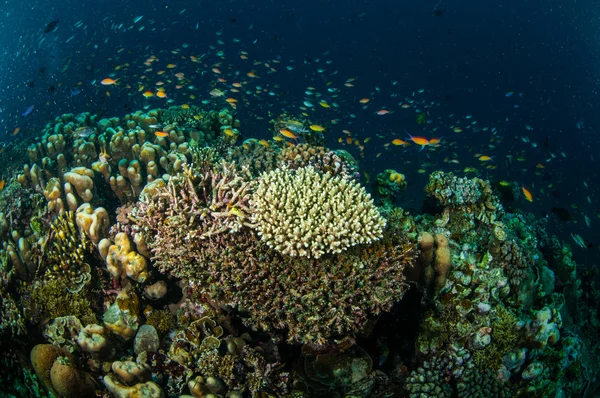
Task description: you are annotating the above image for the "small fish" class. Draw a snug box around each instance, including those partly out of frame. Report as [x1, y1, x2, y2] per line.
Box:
[571, 233, 586, 249]
[309, 124, 325, 132]
[22, 105, 34, 116]
[12, 127, 20, 136]
[134, 16, 143, 23]
[75, 127, 94, 137]
[148, 124, 164, 129]
[0, 180, 5, 190]
[408, 135, 429, 148]
[521, 186, 533, 202]
[279, 128, 298, 140]
[223, 128, 237, 137]
[392, 139, 406, 146]
[155, 131, 168, 138]
[376, 109, 390, 115]
[478, 155, 492, 161]
[44, 19, 59, 33]
[100, 78, 117, 85]
[359, 98, 370, 104]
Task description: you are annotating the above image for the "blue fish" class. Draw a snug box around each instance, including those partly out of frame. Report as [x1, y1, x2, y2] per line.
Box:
[70, 89, 81, 97]
[22, 105, 34, 116]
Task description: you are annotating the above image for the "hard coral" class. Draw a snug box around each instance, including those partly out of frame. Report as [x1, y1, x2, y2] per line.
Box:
[180, 230, 415, 344]
[104, 373, 165, 398]
[50, 356, 96, 398]
[251, 166, 385, 258]
[129, 160, 253, 276]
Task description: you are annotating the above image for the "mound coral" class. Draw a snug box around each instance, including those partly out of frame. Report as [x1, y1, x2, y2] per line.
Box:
[250, 166, 385, 258]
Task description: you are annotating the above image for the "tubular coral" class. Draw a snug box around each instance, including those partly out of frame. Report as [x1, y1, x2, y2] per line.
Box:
[250, 166, 385, 258]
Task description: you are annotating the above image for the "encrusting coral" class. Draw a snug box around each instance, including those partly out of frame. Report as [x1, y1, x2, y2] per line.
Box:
[250, 166, 385, 258]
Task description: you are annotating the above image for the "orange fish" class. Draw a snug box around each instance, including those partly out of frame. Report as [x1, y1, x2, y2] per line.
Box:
[155, 131, 168, 138]
[521, 187, 533, 202]
[408, 135, 429, 148]
[478, 155, 492, 161]
[376, 109, 391, 115]
[359, 98, 370, 104]
[100, 78, 117, 85]
[279, 128, 298, 140]
[12, 127, 20, 136]
[0, 180, 4, 190]
[156, 91, 167, 98]
[225, 98, 238, 103]
[429, 138, 442, 145]
[142, 90, 154, 98]
[392, 139, 406, 146]
[212, 68, 221, 74]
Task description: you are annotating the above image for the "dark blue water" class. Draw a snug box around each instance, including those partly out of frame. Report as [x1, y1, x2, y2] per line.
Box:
[1, 0, 599, 260]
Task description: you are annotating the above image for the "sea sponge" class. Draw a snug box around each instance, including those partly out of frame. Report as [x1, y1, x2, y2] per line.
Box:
[433, 233, 451, 292]
[50, 356, 96, 397]
[75, 203, 109, 244]
[251, 166, 385, 258]
[99, 232, 149, 283]
[104, 374, 165, 398]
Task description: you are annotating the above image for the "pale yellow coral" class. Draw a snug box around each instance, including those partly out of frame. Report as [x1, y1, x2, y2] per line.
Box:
[99, 233, 149, 283]
[75, 203, 109, 244]
[251, 166, 385, 258]
[103, 374, 164, 398]
[63, 167, 95, 203]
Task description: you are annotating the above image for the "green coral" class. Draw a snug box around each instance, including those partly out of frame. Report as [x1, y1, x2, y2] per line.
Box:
[472, 305, 521, 369]
[24, 278, 98, 325]
[145, 309, 175, 336]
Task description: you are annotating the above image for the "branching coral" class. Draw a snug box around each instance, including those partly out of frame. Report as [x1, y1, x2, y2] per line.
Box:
[129, 160, 253, 273]
[46, 211, 93, 293]
[181, 229, 414, 344]
[250, 166, 385, 258]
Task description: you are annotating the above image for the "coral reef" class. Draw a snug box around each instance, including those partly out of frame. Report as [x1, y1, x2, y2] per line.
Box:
[0, 108, 597, 398]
